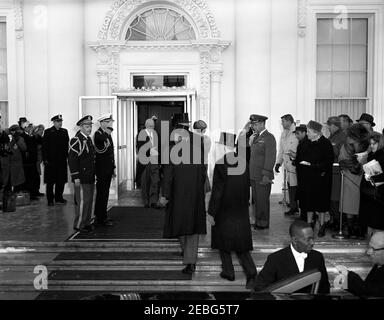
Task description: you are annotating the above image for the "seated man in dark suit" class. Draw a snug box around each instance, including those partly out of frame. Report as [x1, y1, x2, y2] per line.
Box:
[335, 231, 384, 297]
[253, 220, 330, 294]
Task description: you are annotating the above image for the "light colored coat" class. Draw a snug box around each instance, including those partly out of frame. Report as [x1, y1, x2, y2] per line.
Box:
[277, 123, 298, 186]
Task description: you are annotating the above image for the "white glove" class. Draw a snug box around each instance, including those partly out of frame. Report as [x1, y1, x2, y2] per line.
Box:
[159, 196, 168, 206]
[300, 161, 311, 166]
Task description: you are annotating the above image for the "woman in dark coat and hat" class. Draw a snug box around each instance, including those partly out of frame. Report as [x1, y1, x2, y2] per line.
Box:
[359, 133, 384, 239]
[297, 121, 334, 237]
[208, 132, 257, 289]
[160, 113, 207, 275]
[1, 125, 27, 191]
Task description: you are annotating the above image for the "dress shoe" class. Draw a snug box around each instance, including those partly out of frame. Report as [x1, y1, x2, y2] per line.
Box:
[182, 264, 196, 274]
[94, 219, 113, 227]
[55, 199, 67, 204]
[81, 225, 94, 233]
[254, 225, 268, 230]
[48, 202, 54, 207]
[318, 224, 326, 237]
[220, 271, 235, 281]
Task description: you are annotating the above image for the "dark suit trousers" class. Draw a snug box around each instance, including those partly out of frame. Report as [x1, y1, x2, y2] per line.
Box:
[46, 182, 65, 202]
[73, 183, 95, 229]
[94, 170, 113, 222]
[141, 164, 160, 206]
[288, 183, 298, 210]
[251, 179, 271, 227]
[220, 251, 257, 278]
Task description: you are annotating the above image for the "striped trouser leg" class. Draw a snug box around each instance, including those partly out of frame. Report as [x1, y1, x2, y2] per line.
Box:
[73, 184, 84, 229]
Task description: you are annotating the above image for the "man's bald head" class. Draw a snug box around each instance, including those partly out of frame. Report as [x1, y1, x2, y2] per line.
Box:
[145, 119, 155, 129]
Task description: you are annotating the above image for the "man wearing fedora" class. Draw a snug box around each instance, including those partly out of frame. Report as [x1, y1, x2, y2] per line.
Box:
[357, 113, 379, 134]
[93, 113, 115, 227]
[42, 114, 70, 206]
[68, 115, 96, 233]
[249, 114, 277, 230]
[208, 132, 257, 289]
[161, 113, 207, 275]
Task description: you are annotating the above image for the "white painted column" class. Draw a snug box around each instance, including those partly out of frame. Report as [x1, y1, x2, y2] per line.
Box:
[47, 0, 84, 135]
[15, 0, 26, 118]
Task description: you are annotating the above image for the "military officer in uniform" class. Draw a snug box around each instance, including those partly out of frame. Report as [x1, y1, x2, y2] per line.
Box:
[68, 115, 96, 232]
[93, 113, 115, 227]
[249, 114, 277, 230]
[42, 115, 70, 206]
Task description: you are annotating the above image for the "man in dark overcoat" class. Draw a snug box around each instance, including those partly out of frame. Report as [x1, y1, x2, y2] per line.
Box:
[208, 132, 257, 289]
[68, 115, 96, 233]
[42, 115, 69, 206]
[249, 114, 277, 229]
[160, 113, 206, 275]
[93, 113, 115, 227]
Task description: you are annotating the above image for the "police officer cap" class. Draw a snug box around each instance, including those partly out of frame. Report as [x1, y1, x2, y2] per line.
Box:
[76, 115, 93, 126]
[250, 114, 268, 123]
[51, 114, 63, 122]
[97, 113, 114, 122]
[293, 124, 307, 133]
[218, 132, 237, 148]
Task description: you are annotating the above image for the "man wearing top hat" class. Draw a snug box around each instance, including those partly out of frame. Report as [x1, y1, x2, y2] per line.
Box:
[42, 114, 70, 206]
[249, 114, 277, 230]
[68, 115, 96, 232]
[208, 132, 257, 289]
[93, 113, 115, 227]
[160, 113, 207, 275]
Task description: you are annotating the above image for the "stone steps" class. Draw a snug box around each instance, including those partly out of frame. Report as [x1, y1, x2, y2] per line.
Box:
[0, 240, 372, 298]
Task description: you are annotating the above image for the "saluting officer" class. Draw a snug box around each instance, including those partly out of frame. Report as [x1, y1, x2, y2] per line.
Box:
[42, 115, 69, 206]
[249, 114, 277, 230]
[68, 115, 96, 233]
[93, 113, 115, 227]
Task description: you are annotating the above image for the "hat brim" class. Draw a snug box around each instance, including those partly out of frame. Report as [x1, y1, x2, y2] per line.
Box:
[78, 122, 93, 126]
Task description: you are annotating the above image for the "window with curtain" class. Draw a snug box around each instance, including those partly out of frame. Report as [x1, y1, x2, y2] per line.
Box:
[125, 8, 196, 41]
[0, 21, 8, 128]
[316, 17, 369, 124]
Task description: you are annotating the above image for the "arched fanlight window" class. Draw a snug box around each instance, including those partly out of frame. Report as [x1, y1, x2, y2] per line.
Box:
[125, 8, 196, 41]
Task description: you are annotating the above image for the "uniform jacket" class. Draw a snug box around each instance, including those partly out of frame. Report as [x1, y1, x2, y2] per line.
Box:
[68, 131, 96, 184]
[42, 126, 69, 184]
[249, 130, 277, 181]
[253, 246, 330, 294]
[94, 128, 115, 176]
[209, 152, 253, 252]
[1, 134, 27, 187]
[348, 264, 384, 297]
[277, 123, 298, 186]
[162, 130, 206, 238]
